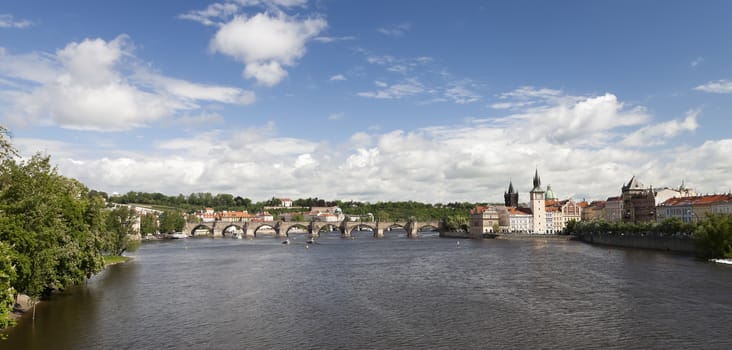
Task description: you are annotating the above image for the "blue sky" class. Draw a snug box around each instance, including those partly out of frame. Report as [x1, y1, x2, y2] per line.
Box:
[1, 0, 731, 203]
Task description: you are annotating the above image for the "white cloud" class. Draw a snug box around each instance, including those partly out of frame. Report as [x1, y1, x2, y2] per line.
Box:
[357, 79, 424, 99]
[498, 93, 650, 145]
[19, 88, 727, 204]
[178, 3, 239, 26]
[329, 74, 346, 81]
[179, 0, 308, 26]
[622, 109, 699, 147]
[377, 22, 411, 37]
[694, 80, 732, 94]
[445, 84, 480, 104]
[498, 86, 562, 100]
[0, 14, 32, 29]
[209, 12, 326, 86]
[313, 36, 355, 43]
[0, 35, 255, 131]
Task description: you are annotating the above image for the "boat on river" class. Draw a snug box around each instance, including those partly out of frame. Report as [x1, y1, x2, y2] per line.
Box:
[169, 232, 187, 239]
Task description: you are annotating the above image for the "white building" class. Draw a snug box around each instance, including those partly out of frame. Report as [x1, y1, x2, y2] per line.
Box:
[530, 169, 547, 234]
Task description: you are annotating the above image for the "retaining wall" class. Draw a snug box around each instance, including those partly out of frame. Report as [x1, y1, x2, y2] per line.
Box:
[579, 233, 699, 255]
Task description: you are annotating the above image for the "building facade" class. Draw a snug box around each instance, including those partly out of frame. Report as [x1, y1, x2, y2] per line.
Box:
[621, 176, 656, 223]
[469, 206, 500, 235]
[530, 169, 547, 234]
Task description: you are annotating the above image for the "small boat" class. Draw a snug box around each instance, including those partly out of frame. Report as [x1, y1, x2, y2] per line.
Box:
[170, 232, 187, 239]
[306, 238, 315, 244]
[282, 239, 290, 244]
[232, 233, 242, 240]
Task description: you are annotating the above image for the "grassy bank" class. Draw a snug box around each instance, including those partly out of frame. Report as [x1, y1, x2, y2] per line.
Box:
[103, 255, 131, 266]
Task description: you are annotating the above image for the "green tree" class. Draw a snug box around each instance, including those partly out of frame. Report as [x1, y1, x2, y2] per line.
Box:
[0, 154, 104, 299]
[0, 125, 18, 160]
[0, 242, 17, 329]
[139, 213, 158, 234]
[105, 206, 138, 256]
[159, 210, 185, 233]
[693, 213, 732, 259]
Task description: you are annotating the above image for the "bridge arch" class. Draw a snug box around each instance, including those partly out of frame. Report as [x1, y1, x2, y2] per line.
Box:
[221, 224, 243, 237]
[315, 223, 340, 233]
[346, 223, 377, 237]
[282, 223, 309, 236]
[417, 224, 440, 231]
[190, 224, 213, 236]
[251, 223, 278, 237]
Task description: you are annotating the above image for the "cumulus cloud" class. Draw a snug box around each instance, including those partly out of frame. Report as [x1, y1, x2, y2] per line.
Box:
[622, 109, 699, 147]
[0, 35, 255, 131]
[16, 88, 727, 204]
[0, 14, 32, 28]
[209, 12, 326, 86]
[694, 80, 732, 94]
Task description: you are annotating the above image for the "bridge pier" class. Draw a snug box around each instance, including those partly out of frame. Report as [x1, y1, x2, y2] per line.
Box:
[375, 228, 384, 238]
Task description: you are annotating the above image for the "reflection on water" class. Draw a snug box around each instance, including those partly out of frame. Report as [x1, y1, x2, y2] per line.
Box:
[4, 233, 732, 349]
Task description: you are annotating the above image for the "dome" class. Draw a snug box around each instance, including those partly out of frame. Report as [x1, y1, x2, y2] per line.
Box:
[545, 185, 558, 200]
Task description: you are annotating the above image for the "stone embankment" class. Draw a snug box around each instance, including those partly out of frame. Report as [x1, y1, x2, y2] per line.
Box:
[577, 233, 699, 255]
[495, 234, 575, 241]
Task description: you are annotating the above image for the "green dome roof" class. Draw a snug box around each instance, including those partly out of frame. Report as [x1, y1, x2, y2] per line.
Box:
[545, 184, 558, 200]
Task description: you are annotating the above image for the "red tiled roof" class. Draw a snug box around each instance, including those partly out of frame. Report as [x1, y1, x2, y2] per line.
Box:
[659, 194, 732, 207]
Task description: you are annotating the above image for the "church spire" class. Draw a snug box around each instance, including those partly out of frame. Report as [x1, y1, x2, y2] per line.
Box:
[532, 168, 543, 192]
[504, 178, 519, 207]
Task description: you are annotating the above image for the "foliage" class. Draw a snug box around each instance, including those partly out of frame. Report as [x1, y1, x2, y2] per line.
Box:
[565, 218, 694, 237]
[444, 214, 469, 231]
[693, 213, 732, 259]
[139, 213, 158, 234]
[104, 206, 137, 256]
[0, 154, 104, 300]
[158, 211, 185, 233]
[0, 242, 16, 329]
[0, 125, 18, 161]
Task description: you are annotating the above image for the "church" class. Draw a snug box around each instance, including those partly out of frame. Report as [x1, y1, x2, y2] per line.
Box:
[496, 169, 582, 234]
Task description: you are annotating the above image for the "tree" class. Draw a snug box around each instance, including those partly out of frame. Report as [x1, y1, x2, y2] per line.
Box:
[693, 213, 732, 259]
[0, 154, 104, 299]
[0, 125, 18, 161]
[105, 206, 138, 256]
[0, 242, 17, 329]
[159, 210, 185, 233]
[140, 213, 158, 235]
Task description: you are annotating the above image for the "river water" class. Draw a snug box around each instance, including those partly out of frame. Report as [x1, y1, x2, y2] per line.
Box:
[4, 232, 732, 349]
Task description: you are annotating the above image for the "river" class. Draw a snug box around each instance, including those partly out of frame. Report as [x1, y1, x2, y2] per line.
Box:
[3, 232, 732, 349]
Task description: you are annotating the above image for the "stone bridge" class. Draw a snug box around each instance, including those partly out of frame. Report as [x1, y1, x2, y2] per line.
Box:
[183, 219, 445, 239]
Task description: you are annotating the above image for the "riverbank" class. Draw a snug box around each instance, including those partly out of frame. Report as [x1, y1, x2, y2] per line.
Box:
[577, 233, 699, 255]
[7, 256, 132, 326]
[495, 233, 576, 241]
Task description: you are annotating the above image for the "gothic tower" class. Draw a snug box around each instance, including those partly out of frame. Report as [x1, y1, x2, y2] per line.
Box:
[504, 180, 519, 207]
[530, 169, 546, 234]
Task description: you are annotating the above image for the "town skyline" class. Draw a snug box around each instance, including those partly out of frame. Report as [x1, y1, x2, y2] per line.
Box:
[1, 1, 731, 203]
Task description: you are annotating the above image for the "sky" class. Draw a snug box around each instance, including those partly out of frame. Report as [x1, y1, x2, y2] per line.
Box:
[1, 0, 731, 204]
